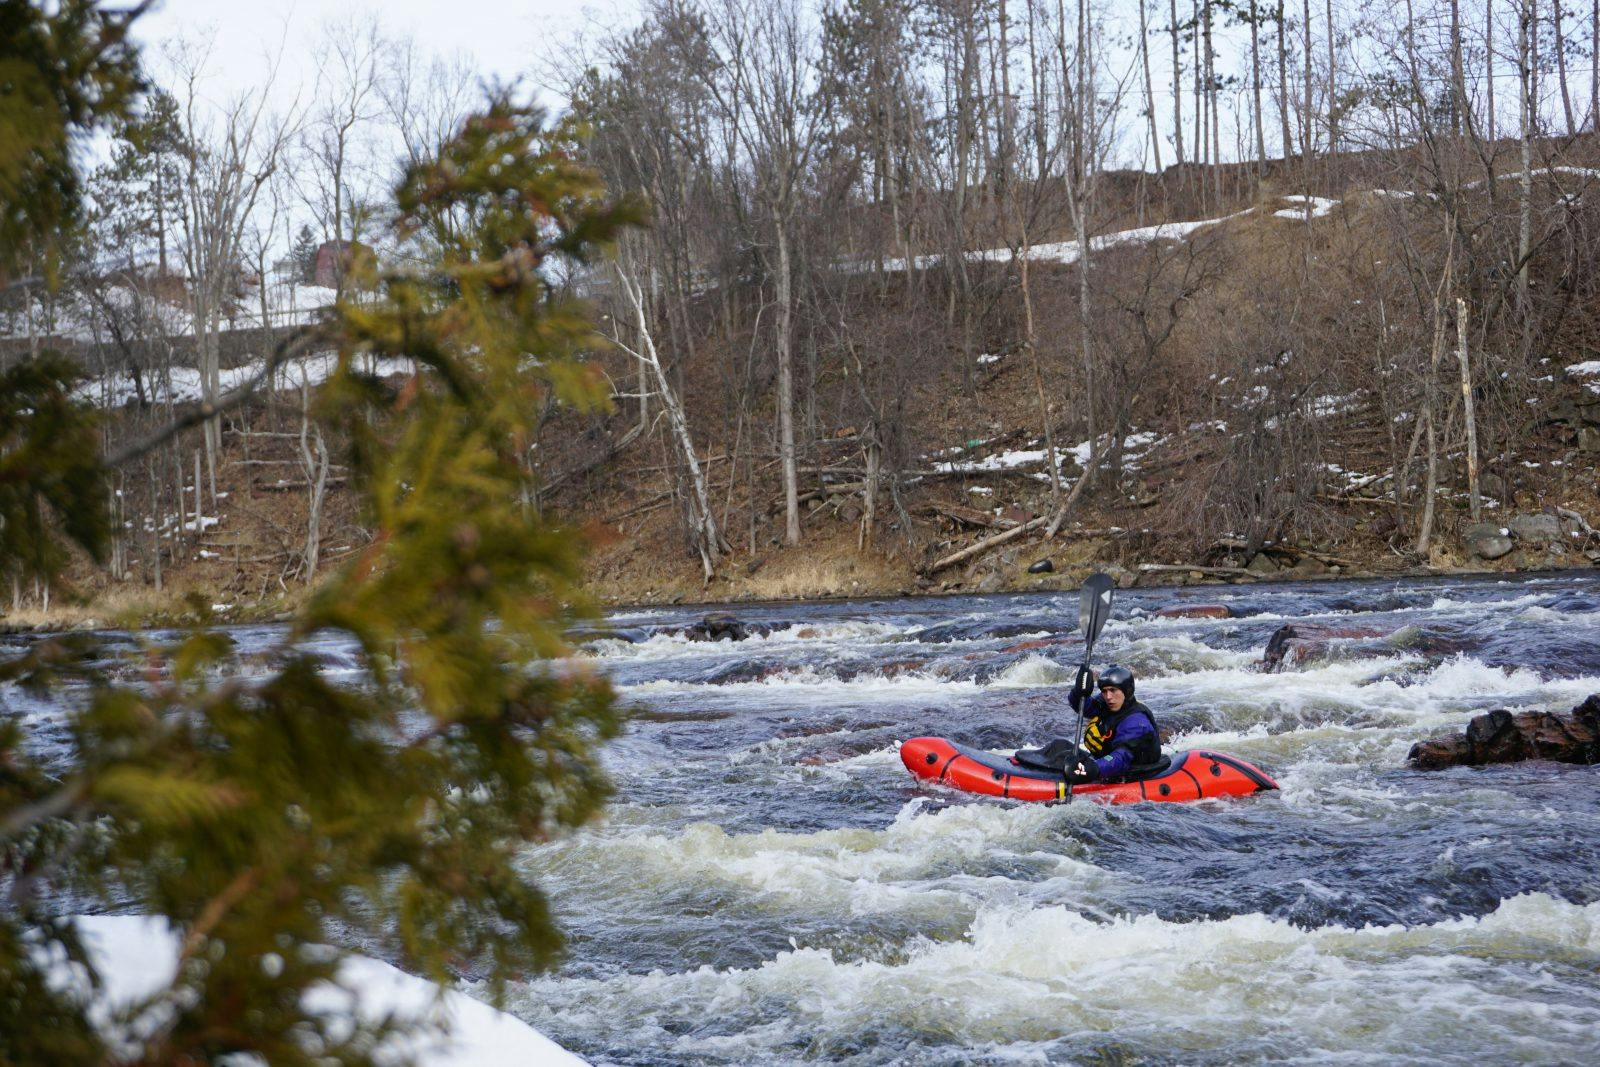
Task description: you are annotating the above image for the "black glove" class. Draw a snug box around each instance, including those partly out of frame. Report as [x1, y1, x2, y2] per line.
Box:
[1069, 759, 1101, 783]
[1068, 666, 1096, 712]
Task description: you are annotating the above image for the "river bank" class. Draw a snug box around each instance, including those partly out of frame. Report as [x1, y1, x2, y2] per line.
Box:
[6, 543, 1598, 634]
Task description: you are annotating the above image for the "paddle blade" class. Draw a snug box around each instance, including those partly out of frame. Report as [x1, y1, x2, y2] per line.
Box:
[1077, 572, 1116, 646]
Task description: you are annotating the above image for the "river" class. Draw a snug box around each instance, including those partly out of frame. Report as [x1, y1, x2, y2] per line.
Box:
[10, 572, 1600, 1063]
[512, 572, 1600, 1064]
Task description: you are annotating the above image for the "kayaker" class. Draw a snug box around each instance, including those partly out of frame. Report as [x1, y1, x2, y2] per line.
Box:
[1064, 665, 1162, 783]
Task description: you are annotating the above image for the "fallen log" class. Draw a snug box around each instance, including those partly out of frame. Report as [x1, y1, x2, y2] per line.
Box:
[1209, 538, 1358, 568]
[917, 500, 1018, 530]
[1137, 563, 1255, 578]
[1409, 696, 1600, 769]
[604, 489, 676, 524]
[924, 515, 1049, 575]
[253, 477, 348, 492]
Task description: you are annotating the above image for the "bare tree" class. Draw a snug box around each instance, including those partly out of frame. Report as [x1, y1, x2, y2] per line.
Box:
[681, 0, 830, 546]
[169, 35, 296, 508]
[614, 261, 727, 579]
[296, 15, 385, 300]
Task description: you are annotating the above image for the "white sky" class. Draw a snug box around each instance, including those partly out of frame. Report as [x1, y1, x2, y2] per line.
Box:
[130, 0, 641, 111]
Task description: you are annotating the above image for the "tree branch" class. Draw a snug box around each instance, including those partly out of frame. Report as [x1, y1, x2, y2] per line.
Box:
[104, 327, 325, 468]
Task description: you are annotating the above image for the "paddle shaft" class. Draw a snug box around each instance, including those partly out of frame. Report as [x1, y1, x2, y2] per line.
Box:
[1064, 575, 1116, 804]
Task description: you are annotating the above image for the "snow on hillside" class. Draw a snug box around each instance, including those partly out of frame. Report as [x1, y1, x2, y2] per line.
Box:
[872, 207, 1255, 273]
[49, 915, 586, 1066]
[0, 281, 339, 344]
[76, 351, 417, 408]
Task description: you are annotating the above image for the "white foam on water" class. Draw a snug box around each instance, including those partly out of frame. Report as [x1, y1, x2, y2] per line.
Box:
[582, 619, 908, 661]
[988, 654, 1076, 688]
[1112, 633, 1258, 674]
[1517, 604, 1600, 628]
[515, 892, 1600, 1062]
[523, 798, 1117, 921]
[619, 666, 984, 699]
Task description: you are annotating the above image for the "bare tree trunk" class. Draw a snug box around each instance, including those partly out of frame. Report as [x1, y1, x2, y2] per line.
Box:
[1449, 0, 1467, 136]
[193, 449, 203, 537]
[775, 223, 800, 546]
[1250, 0, 1267, 165]
[617, 264, 724, 579]
[299, 370, 328, 582]
[1415, 262, 1452, 556]
[1301, 0, 1314, 163]
[1518, 0, 1535, 308]
[1555, 0, 1576, 133]
[860, 436, 881, 550]
[1592, 0, 1598, 130]
[1277, 0, 1293, 157]
[1141, 0, 1163, 172]
[1486, 0, 1497, 139]
[1324, 0, 1337, 151]
[1456, 296, 1480, 523]
[1205, 0, 1220, 203]
[1192, 0, 1203, 174]
[1170, 0, 1185, 165]
[148, 454, 162, 592]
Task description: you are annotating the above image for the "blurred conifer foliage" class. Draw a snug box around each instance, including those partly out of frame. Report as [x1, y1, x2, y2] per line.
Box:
[3, 4, 636, 1062]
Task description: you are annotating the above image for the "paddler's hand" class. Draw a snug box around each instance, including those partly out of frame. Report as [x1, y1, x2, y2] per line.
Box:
[1071, 761, 1100, 783]
[1069, 666, 1095, 710]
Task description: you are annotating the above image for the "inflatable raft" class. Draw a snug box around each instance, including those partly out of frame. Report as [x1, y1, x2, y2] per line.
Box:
[900, 737, 1278, 804]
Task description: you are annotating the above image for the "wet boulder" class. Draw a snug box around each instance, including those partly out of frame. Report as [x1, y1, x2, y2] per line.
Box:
[1028, 558, 1055, 574]
[1156, 604, 1235, 620]
[1260, 622, 1397, 672]
[1408, 696, 1600, 769]
[681, 613, 789, 642]
[1462, 522, 1514, 561]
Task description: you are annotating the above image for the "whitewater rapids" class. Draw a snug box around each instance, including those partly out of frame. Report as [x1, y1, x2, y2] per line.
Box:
[518, 574, 1600, 1064]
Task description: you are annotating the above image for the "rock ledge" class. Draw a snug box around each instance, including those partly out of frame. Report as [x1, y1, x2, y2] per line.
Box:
[1408, 696, 1600, 769]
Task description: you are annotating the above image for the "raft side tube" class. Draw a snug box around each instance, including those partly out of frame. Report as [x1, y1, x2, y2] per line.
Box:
[899, 737, 1277, 805]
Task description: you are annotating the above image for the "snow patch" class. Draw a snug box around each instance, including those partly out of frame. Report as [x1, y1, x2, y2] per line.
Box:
[50, 915, 586, 1066]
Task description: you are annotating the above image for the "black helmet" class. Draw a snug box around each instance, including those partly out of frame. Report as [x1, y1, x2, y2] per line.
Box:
[1097, 664, 1134, 701]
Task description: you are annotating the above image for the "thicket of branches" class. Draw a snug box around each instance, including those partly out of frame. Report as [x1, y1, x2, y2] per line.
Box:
[565, 0, 1600, 568]
[4, 1, 1600, 600]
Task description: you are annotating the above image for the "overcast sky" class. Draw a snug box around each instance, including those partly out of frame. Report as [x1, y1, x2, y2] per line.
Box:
[129, 0, 641, 112]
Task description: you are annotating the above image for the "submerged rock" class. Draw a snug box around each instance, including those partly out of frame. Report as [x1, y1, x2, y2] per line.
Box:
[1156, 604, 1235, 620]
[1408, 696, 1600, 769]
[680, 613, 790, 642]
[1259, 622, 1397, 672]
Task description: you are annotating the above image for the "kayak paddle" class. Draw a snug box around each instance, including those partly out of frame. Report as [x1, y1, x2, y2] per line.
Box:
[1065, 572, 1116, 803]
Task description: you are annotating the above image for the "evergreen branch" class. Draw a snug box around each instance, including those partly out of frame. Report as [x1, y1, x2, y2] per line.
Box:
[0, 780, 87, 844]
[178, 866, 264, 967]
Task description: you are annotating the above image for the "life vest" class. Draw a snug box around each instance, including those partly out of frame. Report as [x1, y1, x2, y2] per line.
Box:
[1082, 699, 1162, 770]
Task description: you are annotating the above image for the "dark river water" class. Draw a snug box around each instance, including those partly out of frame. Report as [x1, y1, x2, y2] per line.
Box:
[9, 572, 1600, 1064]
